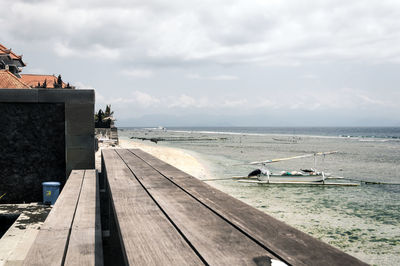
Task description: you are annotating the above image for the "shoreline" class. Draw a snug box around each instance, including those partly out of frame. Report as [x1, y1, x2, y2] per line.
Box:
[118, 138, 213, 181]
[117, 138, 232, 202]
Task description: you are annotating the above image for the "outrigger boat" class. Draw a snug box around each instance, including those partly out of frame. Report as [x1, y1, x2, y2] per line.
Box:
[241, 151, 342, 184]
[247, 168, 329, 182]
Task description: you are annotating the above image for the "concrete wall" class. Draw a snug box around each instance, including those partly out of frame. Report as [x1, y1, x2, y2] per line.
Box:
[95, 127, 118, 138]
[0, 88, 95, 203]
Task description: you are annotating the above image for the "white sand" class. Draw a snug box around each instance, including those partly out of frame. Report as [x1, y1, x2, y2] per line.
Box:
[117, 139, 211, 180]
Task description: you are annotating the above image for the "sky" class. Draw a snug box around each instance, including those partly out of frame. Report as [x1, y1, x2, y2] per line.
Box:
[1, 0, 400, 126]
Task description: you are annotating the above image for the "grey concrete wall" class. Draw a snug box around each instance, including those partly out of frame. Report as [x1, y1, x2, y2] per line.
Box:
[0, 88, 95, 203]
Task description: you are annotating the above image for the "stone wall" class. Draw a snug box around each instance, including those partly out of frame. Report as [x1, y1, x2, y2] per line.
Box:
[0, 103, 65, 203]
[0, 88, 95, 204]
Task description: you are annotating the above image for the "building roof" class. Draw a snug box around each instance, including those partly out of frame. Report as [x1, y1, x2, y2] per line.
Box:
[0, 43, 26, 66]
[20, 74, 68, 88]
[0, 70, 30, 89]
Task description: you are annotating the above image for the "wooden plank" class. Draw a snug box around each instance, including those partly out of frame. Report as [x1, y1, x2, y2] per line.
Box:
[64, 228, 103, 266]
[102, 149, 203, 266]
[22, 229, 70, 266]
[64, 170, 103, 266]
[130, 149, 367, 266]
[41, 170, 85, 230]
[23, 170, 85, 266]
[116, 149, 277, 265]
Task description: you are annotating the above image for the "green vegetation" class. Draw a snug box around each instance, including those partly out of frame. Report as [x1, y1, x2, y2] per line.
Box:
[95, 104, 114, 128]
[53, 75, 63, 88]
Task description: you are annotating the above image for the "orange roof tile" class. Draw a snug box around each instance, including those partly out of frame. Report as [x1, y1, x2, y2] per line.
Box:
[0, 70, 30, 89]
[20, 74, 68, 88]
[0, 43, 23, 60]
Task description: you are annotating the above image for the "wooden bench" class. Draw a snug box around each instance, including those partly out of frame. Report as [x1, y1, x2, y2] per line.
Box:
[102, 149, 367, 266]
[23, 170, 103, 266]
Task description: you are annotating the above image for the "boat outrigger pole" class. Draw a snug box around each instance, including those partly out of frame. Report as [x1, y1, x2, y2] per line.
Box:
[248, 151, 338, 165]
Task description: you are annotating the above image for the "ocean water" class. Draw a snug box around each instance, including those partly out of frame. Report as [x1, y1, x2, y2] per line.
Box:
[120, 127, 400, 265]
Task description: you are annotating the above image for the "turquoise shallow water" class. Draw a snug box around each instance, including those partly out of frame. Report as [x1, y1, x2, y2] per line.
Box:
[120, 127, 400, 265]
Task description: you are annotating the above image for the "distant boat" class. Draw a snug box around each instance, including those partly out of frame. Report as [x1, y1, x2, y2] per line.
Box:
[272, 136, 301, 143]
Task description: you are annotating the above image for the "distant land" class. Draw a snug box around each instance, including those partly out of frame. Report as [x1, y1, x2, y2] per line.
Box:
[116, 113, 400, 127]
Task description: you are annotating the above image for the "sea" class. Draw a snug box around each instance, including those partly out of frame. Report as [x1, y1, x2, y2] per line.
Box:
[119, 127, 400, 265]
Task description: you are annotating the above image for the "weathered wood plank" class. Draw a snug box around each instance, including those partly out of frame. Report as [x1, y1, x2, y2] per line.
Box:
[65, 170, 103, 266]
[102, 149, 203, 266]
[22, 229, 70, 266]
[41, 170, 85, 230]
[129, 149, 367, 266]
[23, 170, 85, 266]
[116, 149, 277, 265]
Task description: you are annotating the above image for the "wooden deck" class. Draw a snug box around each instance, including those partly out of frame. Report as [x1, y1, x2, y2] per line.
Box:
[102, 149, 367, 266]
[23, 170, 103, 266]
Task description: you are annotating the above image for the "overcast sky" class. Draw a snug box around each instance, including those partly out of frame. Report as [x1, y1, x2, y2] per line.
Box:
[2, 0, 400, 126]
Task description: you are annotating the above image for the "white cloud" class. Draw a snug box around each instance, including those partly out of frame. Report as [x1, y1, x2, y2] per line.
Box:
[121, 69, 154, 78]
[168, 94, 197, 108]
[132, 91, 160, 106]
[237, 87, 398, 112]
[222, 99, 248, 107]
[54, 42, 120, 60]
[115, 91, 161, 107]
[95, 91, 160, 107]
[281, 87, 398, 110]
[2, 0, 400, 126]
[357, 94, 385, 105]
[4, 0, 400, 66]
[167, 94, 210, 108]
[88, 86, 400, 126]
[210, 75, 238, 80]
[254, 98, 279, 109]
[300, 74, 318, 80]
[186, 74, 202, 79]
[103, 87, 398, 112]
[186, 73, 238, 80]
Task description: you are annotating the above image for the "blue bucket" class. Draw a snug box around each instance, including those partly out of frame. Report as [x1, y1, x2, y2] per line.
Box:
[42, 182, 60, 205]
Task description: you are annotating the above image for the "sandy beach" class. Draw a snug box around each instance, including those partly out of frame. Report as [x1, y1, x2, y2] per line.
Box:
[112, 138, 212, 181]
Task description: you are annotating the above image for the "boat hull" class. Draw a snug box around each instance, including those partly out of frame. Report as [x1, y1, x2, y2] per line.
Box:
[257, 174, 324, 182]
